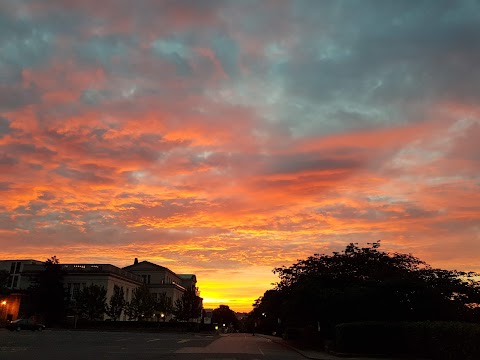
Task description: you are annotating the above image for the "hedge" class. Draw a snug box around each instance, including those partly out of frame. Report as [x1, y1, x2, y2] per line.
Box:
[335, 321, 480, 359]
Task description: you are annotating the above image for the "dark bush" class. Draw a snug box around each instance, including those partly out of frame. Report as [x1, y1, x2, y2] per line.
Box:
[335, 321, 480, 359]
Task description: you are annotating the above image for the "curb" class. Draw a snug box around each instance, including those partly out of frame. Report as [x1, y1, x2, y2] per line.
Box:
[257, 334, 328, 360]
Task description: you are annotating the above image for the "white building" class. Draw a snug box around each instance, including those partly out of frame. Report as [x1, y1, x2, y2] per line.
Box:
[0, 258, 200, 322]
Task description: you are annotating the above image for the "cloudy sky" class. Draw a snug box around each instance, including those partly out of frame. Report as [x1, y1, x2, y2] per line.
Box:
[1, 0, 479, 311]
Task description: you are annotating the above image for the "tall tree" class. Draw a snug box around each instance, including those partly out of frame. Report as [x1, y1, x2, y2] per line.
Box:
[105, 285, 125, 321]
[28, 256, 68, 325]
[154, 292, 173, 321]
[212, 305, 239, 329]
[173, 288, 202, 321]
[0, 269, 10, 297]
[253, 242, 480, 335]
[75, 284, 107, 321]
[125, 285, 155, 321]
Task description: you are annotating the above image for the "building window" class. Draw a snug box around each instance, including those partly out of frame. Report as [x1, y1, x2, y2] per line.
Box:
[73, 283, 80, 298]
[15, 262, 21, 274]
[10, 262, 15, 274]
[147, 275, 151, 284]
[126, 288, 129, 301]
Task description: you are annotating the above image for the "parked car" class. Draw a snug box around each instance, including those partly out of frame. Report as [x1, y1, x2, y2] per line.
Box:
[6, 319, 45, 331]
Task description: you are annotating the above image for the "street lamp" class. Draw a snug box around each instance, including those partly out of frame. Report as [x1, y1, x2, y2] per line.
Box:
[1, 301, 6, 306]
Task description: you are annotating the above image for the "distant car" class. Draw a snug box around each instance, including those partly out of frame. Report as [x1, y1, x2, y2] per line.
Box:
[6, 319, 45, 331]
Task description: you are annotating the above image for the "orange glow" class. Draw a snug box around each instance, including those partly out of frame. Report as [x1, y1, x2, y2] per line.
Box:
[1, 1, 479, 313]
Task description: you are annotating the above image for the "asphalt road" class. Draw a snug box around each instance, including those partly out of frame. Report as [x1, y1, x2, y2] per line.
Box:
[0, 329, 306, 360]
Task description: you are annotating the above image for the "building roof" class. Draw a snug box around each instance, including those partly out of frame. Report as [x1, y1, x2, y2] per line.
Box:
[178, 274, 196, 281]
[123, 260, 169, 271]
[0, 259, 44, 263]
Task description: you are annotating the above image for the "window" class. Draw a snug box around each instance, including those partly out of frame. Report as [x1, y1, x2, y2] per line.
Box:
[147, 275, 151, 284]
[15, 262, 21, 274]
[10, 262, 15, 274]
[73, 283, 80, 298]
[126, 288, 129, 301]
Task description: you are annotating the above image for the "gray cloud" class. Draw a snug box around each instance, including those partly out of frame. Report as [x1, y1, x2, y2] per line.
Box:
[266, 153, 362, 175]
[0, 117, 12, 137]
[52, 165, 114, 184]
[268, 0, 480, 135]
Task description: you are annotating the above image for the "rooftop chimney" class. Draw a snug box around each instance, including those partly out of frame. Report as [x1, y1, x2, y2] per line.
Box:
[134, 258, 138, 265]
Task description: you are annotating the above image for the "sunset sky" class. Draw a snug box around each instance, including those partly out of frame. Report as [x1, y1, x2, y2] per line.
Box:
[1, 0, 479, 312]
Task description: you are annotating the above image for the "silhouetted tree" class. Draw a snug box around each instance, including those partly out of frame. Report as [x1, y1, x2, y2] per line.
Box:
[28, 256, 68, 325]
[75, 284, 107, 321]
[154, 292, 173, 321]
[212, 305, 239, 329]
[173, 288, 202, 321]
[105, 285, 125, 321]
[0, 270, 10, 296]
[253, 242, 480, 336]
[125, 285, 155, 320]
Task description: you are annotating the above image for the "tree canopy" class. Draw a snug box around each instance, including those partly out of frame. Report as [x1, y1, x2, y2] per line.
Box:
[126, 284, 155, 321]
[0, 269, 10, 297]
[173, 288, 202, 321]
[212, 305, 239, 329]
[106, 285, 126, 321]
[251, 242, 480, 335]
[27, 256, 68, 325]
[154, 292, 173, 321]
[75, 284, 107, 321]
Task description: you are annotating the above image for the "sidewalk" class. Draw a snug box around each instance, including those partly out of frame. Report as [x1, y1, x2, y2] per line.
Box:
[258, 334, 407, 360]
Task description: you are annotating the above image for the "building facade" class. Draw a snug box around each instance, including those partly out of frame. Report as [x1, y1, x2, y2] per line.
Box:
[0, 258, 199, 322]
[0, 259, 45, 290]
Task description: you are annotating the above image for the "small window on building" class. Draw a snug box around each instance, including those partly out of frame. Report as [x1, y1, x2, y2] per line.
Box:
[73, 283, 80, 298]
[142, 275, 147, 283]
[126, 288, 130, 300]
[147, 275, 151, 284]
[10, 262, 15, 274]
[15, 261, 21, 274]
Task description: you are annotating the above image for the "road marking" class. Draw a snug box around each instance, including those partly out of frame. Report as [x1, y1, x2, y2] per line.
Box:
[115, 337, 133, 341]
[177, 339, 190, 343]
[146, 338, 161, 342]
[0, 347, 28, 352]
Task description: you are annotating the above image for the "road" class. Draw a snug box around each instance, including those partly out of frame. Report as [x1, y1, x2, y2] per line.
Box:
[0, 329, 306, 360]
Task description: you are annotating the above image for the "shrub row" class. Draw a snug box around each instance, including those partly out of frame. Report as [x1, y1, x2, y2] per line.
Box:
[335, 321, 480, 359]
